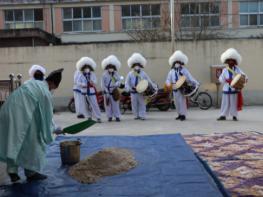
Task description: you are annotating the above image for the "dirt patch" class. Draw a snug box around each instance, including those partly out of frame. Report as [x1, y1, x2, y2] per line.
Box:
[69, 147, 137, 184]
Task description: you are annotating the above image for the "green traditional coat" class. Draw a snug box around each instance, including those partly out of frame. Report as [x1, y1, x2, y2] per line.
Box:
[0, 80, 54, 172]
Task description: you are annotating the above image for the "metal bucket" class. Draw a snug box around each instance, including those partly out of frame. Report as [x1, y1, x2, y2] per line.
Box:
[60, 140, 81, 165]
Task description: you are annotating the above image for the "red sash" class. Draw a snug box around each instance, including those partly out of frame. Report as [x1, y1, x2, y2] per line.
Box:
[237, 91, 243, 111]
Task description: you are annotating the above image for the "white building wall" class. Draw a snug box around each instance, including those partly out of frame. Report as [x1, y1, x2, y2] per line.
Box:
[0, 39, 262, 108]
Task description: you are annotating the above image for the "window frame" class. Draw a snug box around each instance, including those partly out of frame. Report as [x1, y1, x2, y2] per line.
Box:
[4, 9, 44, 30]
[239, 1, 263, 27]
[180, 2, 221, 29]
[121, 4, 161, 31]
[62, 6, 102, 33]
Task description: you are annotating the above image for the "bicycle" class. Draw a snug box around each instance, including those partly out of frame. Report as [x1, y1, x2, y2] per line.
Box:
[188, 87, 213, 110]
[170, 86, 212, 110]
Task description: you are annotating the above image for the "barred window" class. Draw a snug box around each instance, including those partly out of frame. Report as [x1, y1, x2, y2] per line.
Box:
[121, 4, 161, 30]
[181, 2, 220, 28]
[62, 7, 102, 32]
[239, 1, 263, 26]
[4, 9, 43, 30]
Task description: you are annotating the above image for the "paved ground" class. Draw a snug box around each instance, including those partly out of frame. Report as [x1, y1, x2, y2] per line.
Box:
[1, 106, 262, 185]
[55, 106, 263, 136]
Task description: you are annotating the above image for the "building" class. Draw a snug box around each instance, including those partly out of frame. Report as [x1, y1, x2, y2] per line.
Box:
[0, 0, 262, 108]
[0, 28, 61, 47]
[0, 0, 263, 43]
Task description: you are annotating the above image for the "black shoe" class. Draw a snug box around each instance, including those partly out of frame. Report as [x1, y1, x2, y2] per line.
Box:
[116, 118, 120, 122]
[108, 118, 112, 122]
[9, 173, 20, 183]
[217, 116, 226, 121]
[134, 117, 140, 120]
[233, 116, 238, 121]
[97, 119, 102, 123]
[26, 172, 47, 182]
[175, 115, 181, 120]
[77, 114, 85, 119]
[180, 115, 186, 121]
[140, 117, 146, 121]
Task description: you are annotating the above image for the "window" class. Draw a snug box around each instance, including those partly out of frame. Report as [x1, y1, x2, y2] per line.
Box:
[181, 2, 220, 28]
[62, 7, 102, 32]
[4, 9, 43, 30]
[121, 4, 161, 30]
[239, 1, 263, 26]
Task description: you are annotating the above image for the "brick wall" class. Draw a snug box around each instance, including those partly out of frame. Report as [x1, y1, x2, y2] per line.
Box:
[54, 8, 63, 34]
[101, 5, 110, 32]
[114, 5, 122, 32]
[220, 0, 228, 29]
[232, 0, 239, 29]
[43, 7, 52, 33]
[0, 9, 4, 29]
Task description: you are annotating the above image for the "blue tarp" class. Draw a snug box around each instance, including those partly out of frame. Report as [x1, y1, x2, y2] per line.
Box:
[0, 134, 224, 197]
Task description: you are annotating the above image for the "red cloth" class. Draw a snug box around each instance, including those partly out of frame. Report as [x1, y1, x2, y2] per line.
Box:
[88, 83, 99, 101]
[225, 79, 232, 84]
[237, 91, 243, 111]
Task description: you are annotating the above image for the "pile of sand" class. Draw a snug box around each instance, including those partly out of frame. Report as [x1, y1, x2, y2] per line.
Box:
[68, 147, 137, 184]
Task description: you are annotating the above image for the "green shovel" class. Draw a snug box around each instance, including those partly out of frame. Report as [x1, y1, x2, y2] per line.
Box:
[54, 119, 97, 135]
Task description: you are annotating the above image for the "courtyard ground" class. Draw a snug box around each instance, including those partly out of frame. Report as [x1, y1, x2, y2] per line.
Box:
[1, 106, 262, 188]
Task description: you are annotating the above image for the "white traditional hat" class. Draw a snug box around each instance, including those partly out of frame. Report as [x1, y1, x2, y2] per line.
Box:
[127, 53, 147, 68]
[76, 57, 97, 71]
[28, 64, 46, 78]
[220, 48, 242, 65]
[101, 55, 121, 70]
[169, 50, 188, 66]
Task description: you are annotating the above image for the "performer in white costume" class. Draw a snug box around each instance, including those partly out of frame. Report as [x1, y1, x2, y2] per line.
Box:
[166, 50, 199, 121]
[73, 69, 85, 118]
[76, 57, 102, 123]
[217, 48, 248, 121]
[101, 55, 122, 122]
[125, 53, 156, 120]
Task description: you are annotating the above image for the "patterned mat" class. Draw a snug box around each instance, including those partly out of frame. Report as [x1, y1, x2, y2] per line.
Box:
[184, 132, 263, 197]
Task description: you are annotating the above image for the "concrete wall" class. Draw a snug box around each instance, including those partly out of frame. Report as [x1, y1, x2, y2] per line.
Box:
[0, 39, 262, 108]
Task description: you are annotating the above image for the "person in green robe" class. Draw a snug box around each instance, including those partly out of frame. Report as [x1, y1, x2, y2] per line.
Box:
[0, 68, 63, 182]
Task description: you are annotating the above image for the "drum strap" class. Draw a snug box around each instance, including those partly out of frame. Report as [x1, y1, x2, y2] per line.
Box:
[174, 70, 179, 82]
[227, 66, 236, 92]
[133, 71, 141, 86]
[107, 74, 116, 93]
[85, 73, 91, 95]
[174, 68, 183, 82]
[111, 74, 116, 84]
[227, 66, 237, 76]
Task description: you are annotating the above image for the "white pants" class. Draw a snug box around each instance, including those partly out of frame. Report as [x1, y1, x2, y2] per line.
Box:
[104, 95, 121, 119]
[73, 91, 82, 115]
[79, 94, 92, 118]
[83, 95, 101, 119]
[220, 93, 238, 117]
[131, 93, 146, 118]
[173, 90, 187, 116]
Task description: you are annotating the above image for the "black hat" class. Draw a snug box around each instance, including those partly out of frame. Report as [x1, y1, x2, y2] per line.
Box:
[46, 68, 64, 87]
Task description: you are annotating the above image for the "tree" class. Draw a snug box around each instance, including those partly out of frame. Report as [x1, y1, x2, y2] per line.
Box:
[127, 0, 230, 42]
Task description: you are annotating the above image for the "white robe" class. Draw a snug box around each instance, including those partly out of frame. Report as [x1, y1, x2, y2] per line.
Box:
[73, 70, 83, 116]
[219, 66, 247, 117]
[101, 71, 121, 119]
[166, 67, 199, 116]
[76, 72, 101, 119]
[125, 70, 156, 118]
